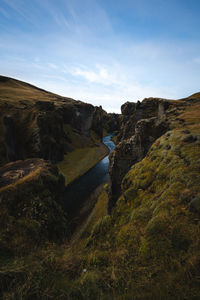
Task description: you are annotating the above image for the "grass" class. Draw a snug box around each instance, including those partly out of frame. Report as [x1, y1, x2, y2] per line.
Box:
[0, 75, 75, 104]
[57, 144, 108, 185]
[84, 186, 109, 235]
[52, 100, 200, 299]
[76, 125, 200, 299]
[0, 161, 68, 259]
[1, 86, 200, 299]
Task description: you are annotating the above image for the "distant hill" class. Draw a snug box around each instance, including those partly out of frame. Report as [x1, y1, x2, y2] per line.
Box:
[0, 75, 75, 104]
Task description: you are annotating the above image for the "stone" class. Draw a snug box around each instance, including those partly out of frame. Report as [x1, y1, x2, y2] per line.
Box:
[182, 135, 197, 143]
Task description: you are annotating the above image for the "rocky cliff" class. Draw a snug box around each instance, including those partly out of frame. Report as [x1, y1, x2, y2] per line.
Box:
[1, 86, 200, 299]
[73, 92, 200, 299]
[108, 96, 197, 212]
[0, 76, 119, 167]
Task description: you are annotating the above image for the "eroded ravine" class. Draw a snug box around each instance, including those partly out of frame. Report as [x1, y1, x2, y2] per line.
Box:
[64, 134, 115, 234]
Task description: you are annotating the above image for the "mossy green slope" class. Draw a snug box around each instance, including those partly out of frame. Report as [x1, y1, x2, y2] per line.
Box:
[1, 93, 200, 299]
[76, 100, 200, 299]
[0, 159, 67, 257]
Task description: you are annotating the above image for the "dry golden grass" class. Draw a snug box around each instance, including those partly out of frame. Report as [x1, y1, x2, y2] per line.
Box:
[0, 75, 75, 104]
[1, 78, 200, 299]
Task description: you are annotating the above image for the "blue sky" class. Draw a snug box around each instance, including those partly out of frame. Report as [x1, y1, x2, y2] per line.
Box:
[0, 0, 200, 112]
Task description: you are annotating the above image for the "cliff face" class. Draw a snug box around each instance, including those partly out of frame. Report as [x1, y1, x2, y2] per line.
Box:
[74, 93, 200, 300]
[1, 81, 200, 298]
[0, 76, 118, 166]
[108, 96, 199, 212]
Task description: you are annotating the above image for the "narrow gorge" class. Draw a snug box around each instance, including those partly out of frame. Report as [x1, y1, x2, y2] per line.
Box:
[1, 76, 200, 299]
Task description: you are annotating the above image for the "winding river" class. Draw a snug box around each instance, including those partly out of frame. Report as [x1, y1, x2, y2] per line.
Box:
[64, 134, 115, 219]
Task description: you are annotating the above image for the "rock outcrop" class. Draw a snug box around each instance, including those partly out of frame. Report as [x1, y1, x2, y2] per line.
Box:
[118, 98, 172, 142]
[74, 93, 200, 300]
[0, 76, 119, 166]
[103, 112, 120, 134]
[108, 96, 196, 212]
[0, 158, 67, 255]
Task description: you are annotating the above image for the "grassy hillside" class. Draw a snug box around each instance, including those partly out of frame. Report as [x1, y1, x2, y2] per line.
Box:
[77, 98, 200, 299]
[1, 83, 200, 299]
[0, 75, 75, 104]
[0, 76, 109, 177]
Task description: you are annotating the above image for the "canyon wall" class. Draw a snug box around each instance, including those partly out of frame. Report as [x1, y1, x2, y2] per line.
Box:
[108, 96, 197, 212]
[0, 76, 119, 166]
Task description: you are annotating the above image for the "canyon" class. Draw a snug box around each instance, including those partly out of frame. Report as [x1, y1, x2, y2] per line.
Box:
[0, 76, 200, 299]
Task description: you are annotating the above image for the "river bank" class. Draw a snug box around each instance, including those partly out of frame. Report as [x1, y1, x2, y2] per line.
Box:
[64, 134, 115, 236]
[57, 142, 109, 185]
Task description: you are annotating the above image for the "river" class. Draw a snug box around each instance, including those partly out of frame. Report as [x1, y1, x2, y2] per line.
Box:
[64, 134, 115, 224]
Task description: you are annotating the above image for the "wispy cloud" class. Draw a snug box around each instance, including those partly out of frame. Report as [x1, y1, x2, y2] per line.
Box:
[2, 0, 29, 21]
[70, 65, 121, 86]
[0, 0, 200, 112]
[48, 63, 58, 69]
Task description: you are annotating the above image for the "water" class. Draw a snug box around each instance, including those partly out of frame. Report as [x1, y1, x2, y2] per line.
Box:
[64, 134, 115, 215]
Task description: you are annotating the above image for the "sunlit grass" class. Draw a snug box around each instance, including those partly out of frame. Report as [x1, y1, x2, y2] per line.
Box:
[57, 144, 108, 185]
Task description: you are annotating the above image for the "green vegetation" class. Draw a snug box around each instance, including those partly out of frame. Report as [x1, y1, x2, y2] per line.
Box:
[57, 144, 108, 185]
[71, 101, 200, 299]
[83, 185, 109, 238]
[1, 84, 200, 299]
[0, 161, 67, 258]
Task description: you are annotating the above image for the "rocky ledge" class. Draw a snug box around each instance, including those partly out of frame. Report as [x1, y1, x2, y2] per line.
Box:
[108, 95, 200, 212]
[0, 76, 120, 166]
[0, 158, 67, 256]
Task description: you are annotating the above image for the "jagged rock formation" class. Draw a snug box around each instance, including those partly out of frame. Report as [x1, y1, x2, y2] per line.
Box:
[0, 76, 119, 166]
[118, 98, 171, 141]
[75, 93, 200, 300]
[108, 96, 199, 212]
[1, 84, 200, 299]
[103, 112, 120, 134]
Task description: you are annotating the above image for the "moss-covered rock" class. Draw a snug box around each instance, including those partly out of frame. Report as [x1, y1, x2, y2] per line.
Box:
[0, 76, 119, 166]
[71, 97, 200, 299]
[0, 158, 68, 256]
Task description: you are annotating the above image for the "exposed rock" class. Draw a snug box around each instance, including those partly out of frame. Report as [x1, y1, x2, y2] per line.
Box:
[118, 98, 172, 142]
[103, 113, 120, 134]
[108, 98, 174, 212]
[108, 115, 168, 212]
[35, 100, 55, 111]
[3, 115, 19, 161]
[182, 134, 197, 143]
[108, 95, 200, 212]
[0, 76, 118, 165]
[189, 197, 200, 214]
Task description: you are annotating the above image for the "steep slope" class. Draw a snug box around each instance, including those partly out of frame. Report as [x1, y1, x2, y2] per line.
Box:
[0, 75, 75, 103]
[76, 94, 200, 299]
[0, 159, 67, 255]
[0, 76, 118, 183]
[1, 77, 200, 299]
[108, 95, 198, 211]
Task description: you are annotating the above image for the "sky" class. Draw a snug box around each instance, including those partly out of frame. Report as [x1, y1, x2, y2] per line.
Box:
[0, 0, 200, 113]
